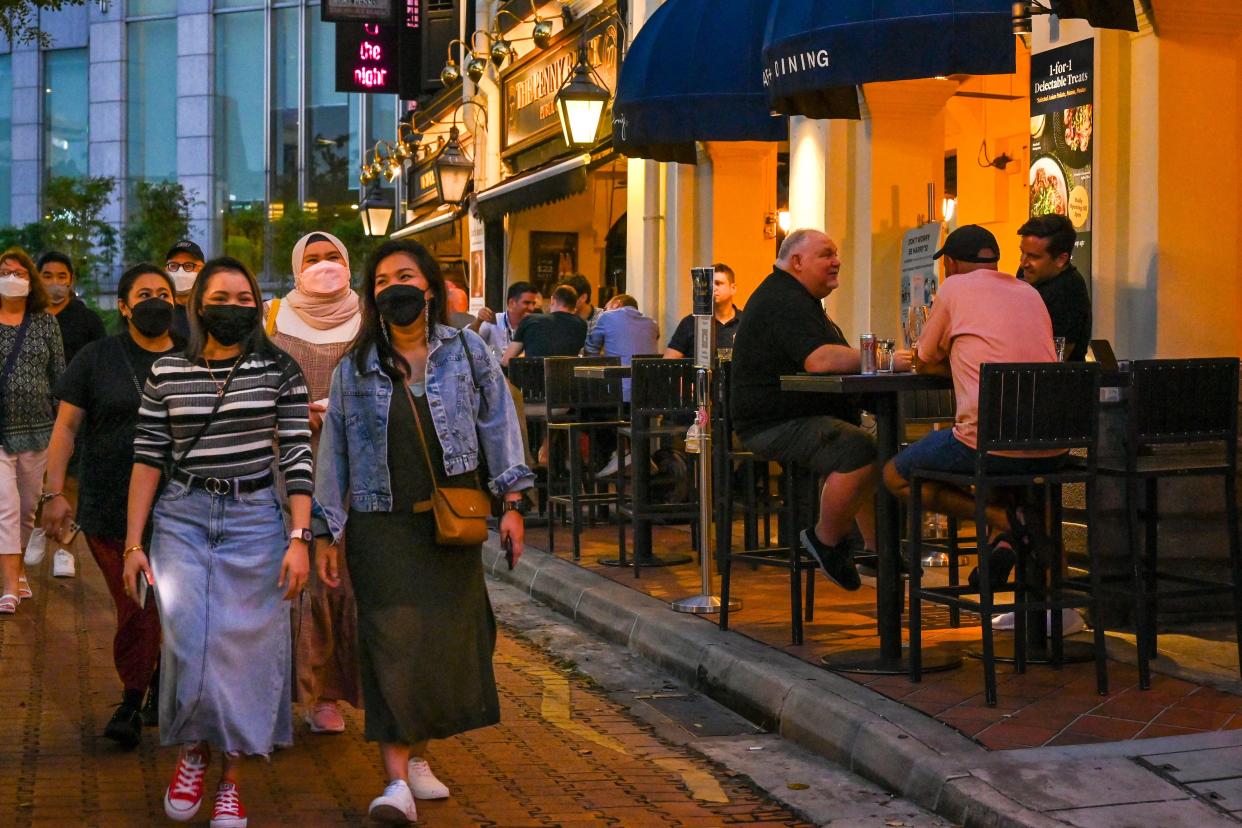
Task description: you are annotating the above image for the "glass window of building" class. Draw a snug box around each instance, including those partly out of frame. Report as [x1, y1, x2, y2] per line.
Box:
[127, 18, 179, 189]
[128, 0, 178, 15]
[272, 4, 300, 213]
[0, 54, 11, 226]
[44, 49, 89, 183]
[306, 10, 359, 217]
[215, 10, 266, 272]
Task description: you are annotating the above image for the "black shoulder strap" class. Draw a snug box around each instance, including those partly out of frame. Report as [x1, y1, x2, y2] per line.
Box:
[167, 358, 241, 476]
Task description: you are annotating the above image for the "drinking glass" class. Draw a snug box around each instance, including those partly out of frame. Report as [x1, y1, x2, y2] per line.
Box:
[877, 339, 895, 373]
[905, 304, 930, 349]
[1054, 337, 1068, 362]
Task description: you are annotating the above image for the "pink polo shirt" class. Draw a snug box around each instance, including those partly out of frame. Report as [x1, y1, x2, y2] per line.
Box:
[917, 269, 1059, 455]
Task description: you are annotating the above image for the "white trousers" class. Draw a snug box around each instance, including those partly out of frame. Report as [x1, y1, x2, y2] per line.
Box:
[0, 447, 47, 556]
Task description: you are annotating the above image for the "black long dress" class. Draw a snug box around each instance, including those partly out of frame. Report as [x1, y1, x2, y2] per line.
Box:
[346, 381, 499, 744]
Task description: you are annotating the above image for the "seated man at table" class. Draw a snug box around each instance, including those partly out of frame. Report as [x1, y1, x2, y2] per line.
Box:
[1018, 213, 1092, 361]
[731, 228, 912, 591]
[664, 263, 743, 358]
[501, 283, 587, 366]
[883, 224, 1064, 591]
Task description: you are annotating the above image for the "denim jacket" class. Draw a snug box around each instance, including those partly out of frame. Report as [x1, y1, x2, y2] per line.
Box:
[315, 324, 534, 543]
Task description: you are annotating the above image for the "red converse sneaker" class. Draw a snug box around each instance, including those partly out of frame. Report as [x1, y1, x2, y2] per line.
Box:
[164, 746, 210, 821]
[210, 781, 248, 828]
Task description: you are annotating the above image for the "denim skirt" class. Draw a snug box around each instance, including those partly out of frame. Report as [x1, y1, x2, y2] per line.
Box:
[149, 480, 292, 755]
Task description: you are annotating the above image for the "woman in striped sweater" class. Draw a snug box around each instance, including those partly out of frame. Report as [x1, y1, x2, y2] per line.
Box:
[123, 257, 312, 828]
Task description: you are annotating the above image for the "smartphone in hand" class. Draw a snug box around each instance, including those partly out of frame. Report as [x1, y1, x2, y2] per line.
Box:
[136, 572, 150, 609]
[503, 536, 514, 571]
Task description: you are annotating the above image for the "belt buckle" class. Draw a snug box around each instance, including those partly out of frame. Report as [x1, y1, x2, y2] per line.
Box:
[204, 477, 232, 496]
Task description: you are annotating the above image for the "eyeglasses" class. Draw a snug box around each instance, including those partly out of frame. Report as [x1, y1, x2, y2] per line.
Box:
[166, 262, 201, 273]
[0, 270, 28, 279]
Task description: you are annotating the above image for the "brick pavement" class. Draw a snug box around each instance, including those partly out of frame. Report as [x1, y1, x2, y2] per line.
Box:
[0, 547, 813, 827]
[540, 519, 1242, 751]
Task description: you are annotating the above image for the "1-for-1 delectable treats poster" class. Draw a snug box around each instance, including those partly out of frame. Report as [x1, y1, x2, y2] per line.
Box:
[1030, 38, 1094, 284]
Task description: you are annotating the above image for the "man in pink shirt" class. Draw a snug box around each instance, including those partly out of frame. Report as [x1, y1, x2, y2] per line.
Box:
[883, 225, 1062, 591]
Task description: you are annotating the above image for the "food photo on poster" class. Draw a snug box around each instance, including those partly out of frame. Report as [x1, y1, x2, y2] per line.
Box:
[1030, 37, 1094, 283]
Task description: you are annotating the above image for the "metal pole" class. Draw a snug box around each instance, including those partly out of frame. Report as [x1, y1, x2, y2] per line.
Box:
[671, 267, 741, 615]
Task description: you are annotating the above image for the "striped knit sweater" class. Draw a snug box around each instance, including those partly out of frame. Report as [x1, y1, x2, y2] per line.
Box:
[133, 351, 313, 495]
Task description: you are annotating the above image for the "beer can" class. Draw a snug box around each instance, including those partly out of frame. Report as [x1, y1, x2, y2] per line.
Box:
[859, 333, 878, 375]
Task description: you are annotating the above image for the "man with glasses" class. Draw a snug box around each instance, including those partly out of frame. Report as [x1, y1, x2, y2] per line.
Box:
[165, 239, 205, 340]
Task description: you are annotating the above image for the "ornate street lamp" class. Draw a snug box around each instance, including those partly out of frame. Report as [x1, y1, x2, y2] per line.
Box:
[555, 46, 611, 148]
[433, 127, 474, 205]
[360, 182, 393, 237]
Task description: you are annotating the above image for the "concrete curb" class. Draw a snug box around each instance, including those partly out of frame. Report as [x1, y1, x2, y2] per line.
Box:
[482, 539, 1056, 827]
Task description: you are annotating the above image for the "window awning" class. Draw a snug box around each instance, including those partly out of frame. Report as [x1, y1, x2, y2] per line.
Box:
[764, 0, 1016, 117]
[1046, 0, 1138, 31]
[391, 207, 462, 243]
[474, 154, 591, 223]
[611, 0, 789, 164]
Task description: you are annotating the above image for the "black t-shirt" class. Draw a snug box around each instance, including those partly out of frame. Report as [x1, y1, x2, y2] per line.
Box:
[513, 311, 587, 358]
[730, 268, 858, 436]
[55, 333, 178, 539]
[666, 306, 743, 355]
[54, 298, 106, 365]
[1032, 264, 1092, 362]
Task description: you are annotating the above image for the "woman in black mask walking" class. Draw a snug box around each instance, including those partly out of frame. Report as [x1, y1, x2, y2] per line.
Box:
[43, 263, 180, 747]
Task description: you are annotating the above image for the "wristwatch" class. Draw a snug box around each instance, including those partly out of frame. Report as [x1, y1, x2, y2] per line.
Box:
[289, 528, 313, 543]
[501, 499, 529, 516]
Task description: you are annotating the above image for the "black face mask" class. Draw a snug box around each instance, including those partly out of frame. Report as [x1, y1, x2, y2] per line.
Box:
[375, 284, 427, 328]
[201, 303, 257, 346]
[127, 297, 173, 338]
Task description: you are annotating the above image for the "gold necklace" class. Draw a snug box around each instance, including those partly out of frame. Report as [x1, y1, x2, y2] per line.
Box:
[202, 355, 243, 397]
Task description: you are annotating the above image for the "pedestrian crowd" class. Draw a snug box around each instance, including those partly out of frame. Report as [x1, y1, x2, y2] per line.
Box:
[0, 210, 1086, 827]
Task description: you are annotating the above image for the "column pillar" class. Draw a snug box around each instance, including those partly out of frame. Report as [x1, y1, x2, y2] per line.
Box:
[788, 116, 829, 230]
[178, 0, 214, 246]
[624, 0, 661, 325]
[9, 41, 41, 225]
[659, 161, 695, 338]
[88, 4, 126, 250]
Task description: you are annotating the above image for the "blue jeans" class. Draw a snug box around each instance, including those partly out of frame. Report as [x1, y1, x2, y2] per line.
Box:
[149, 481, 292, 755]
[892, 428, 1065, 481]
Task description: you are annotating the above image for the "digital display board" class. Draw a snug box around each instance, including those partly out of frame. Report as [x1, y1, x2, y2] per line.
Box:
[334, 0, 423, 98]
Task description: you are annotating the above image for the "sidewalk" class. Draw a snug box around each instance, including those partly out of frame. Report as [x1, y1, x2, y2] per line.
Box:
[491, 525, 1242, 826]
[0, 544, 815, 827]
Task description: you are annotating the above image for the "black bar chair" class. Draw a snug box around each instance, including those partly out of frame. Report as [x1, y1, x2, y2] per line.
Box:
[908, 362, 1108, 707]
[615, 359, 700, 577]
[544, 356, 624, 561]
[507, 357, 548, 514]
[1096, 358, 1242, 689]
[713, 358, 776, 572]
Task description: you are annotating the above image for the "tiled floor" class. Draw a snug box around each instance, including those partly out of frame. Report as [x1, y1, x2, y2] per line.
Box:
[530, 517, 1242, 751]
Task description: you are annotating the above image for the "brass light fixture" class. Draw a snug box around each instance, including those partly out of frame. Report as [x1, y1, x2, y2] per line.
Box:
[554, 45, 611, 148]
[381, 142, 402, 182]
[395, 121, 421, 162]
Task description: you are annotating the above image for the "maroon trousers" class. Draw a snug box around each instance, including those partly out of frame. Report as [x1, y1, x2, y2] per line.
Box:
[85, 535, 161, 693]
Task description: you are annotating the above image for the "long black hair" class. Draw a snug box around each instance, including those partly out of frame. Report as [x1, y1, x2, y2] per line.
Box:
[350, 238, 449, 380]
[184, 256, 284, 364]
[114, 262, 178, 337]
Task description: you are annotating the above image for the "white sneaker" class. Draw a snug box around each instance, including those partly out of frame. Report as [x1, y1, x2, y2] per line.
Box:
[991, 608, 1087, 635]
[52, 547, 76, 578]
[368, 779, 418, 824]
[407, 758, 450, 799]
[24, 529, 46, 566]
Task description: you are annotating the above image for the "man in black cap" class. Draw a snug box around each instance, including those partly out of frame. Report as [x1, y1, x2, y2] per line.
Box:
[165, 239, 205, 340]
[883, 224, 1061, 592]
[1017, 214, 1092, 361]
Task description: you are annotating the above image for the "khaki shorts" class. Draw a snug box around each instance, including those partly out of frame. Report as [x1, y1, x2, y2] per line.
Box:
[741, 416, 876, 476]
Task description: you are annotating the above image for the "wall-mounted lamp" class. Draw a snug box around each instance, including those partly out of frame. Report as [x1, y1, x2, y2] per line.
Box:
[433, 127, 474, 205]
[360, 182, 393, 237]
[555, 45, 611, 148]
[941, 197, 957, 223]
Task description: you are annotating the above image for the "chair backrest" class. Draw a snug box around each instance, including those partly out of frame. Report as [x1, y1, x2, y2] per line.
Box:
[900, 388, 957, 425]
[630, 358, 697, 419]
[1128, 358, 1240, 447]
[976, 362, 1101, 455]
[507, 357, 546, 404]
[544, 356, 623, 421]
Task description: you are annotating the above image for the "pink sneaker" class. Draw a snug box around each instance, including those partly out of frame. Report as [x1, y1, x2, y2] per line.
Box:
[164, 746, 210, 821]
[210, 781, 248, 828]
[305, 701, 346, 734]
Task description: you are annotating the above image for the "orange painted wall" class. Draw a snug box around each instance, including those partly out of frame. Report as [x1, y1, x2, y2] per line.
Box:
[705, 142, 779, 306]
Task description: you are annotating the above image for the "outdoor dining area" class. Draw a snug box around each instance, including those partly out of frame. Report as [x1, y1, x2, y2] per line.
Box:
[502, 345, 1242, 751]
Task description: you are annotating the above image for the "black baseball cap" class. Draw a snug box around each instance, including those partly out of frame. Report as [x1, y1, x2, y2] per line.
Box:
[932, 225, 1000, 263]
[165, 239, 205, 262]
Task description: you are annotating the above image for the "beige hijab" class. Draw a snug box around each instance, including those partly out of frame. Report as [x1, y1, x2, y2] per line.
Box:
[283, 231, 361, 330]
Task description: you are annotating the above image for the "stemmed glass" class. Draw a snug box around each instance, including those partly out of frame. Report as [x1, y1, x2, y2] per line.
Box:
[905, 304, 930, 350]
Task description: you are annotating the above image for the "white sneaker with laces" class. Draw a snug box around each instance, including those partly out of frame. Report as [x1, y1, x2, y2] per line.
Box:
[407, 758, 450, 799]
[991, 608, 1087, 635]
[24, 529, 47, 566]
[368, 779, 418, 824]
[53, 547, 76, 578]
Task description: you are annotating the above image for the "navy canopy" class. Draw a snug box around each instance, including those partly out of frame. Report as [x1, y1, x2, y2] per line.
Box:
[612, 0, 787, 164]
[764, 1, 1016, 117]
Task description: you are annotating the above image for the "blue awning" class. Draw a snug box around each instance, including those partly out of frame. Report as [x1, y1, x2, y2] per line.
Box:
[612, 0, 788, 164]
[764, 1, 1016, 117]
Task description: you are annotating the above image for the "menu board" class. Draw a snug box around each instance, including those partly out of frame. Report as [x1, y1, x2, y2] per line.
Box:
[900, 221, 942, 327]
[529, 232, 578, 297]
[1030, 38, 1094, 283]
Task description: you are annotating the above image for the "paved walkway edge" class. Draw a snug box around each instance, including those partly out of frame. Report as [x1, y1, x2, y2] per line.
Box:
[481, 539, 1060, 828]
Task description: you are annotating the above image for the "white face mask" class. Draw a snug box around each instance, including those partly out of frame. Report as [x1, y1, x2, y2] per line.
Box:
[171, 271, 197, 294]
[0, 276, 31, 298]
[297, 260, 351, 297]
